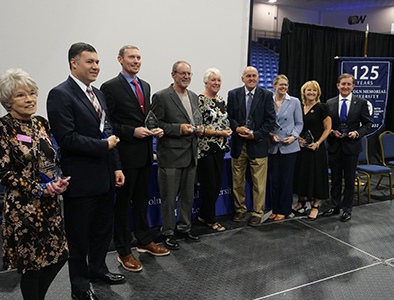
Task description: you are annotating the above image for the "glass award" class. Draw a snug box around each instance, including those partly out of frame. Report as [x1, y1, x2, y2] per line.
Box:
[39, 160, 63, 183]
[217, 112, 230, 131]
[301, 129, 314, 147]
[338, 123, 350, 136]
[274, 127, 289, 142]
[192, 110, 203, 132]
[102, 119, 114, 138]
[145, 111, 159, 133]
[245, 117, 254, 134]
[100, 111, 113, 138]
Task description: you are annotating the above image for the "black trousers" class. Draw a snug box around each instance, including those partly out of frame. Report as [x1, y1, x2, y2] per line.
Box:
[269, 151, 298, 215]
[197, 151, 225, 224]
[20, 259, 66, 300]
[114, 163, 152, 257]
[328, 148, 358, 213]
[64, 192, 113, 294]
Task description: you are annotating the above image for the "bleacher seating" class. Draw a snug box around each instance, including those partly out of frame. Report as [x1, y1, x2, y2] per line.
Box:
[250, 40, 279, 92]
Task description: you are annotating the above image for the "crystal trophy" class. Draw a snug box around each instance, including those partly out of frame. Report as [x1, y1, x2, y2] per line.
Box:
[274, 127, 289, 142]
[245, 117, 255, 134]
[145, 111, 159, 133]
[338, 123, 350, 136]
[100, 111, 114, 138]
[301, 129, 314, 147]
[102, 120, 114, 138]
[192, 110, 203, 132]
[217, 112, 230, 131]
[39, 160, 64, 183]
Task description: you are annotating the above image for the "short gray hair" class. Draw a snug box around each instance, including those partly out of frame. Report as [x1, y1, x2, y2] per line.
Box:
[172, 60, 191, 73]
[203, 68, 222, 83]
[0, 69, 39, 112]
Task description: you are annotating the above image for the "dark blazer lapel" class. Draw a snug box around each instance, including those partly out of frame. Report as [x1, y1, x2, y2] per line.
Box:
[347, 95, 358, 118]
[249, 87, 260, 117]
[238, 88, 247, 121]
[117, 73, 146, 115]
[333, 96, 340, 119]
[168, 86, 191, 122]
[141, 80, 150, 113]
[67, 76, 100, 121]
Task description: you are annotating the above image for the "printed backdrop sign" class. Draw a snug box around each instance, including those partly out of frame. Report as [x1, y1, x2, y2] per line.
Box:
[339, 57, 393, 137]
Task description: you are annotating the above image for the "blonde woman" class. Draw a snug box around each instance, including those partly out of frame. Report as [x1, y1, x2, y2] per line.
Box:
[293, 80, 331, 220]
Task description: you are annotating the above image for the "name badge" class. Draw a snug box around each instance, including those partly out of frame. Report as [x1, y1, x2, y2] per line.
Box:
[17, 134, 32, 143]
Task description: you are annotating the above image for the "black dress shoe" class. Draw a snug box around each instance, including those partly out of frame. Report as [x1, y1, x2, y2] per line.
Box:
[162, 235, 180, 250]
[72, 289, 99, 300]
[322, 208, 340, 217]
[92, 272, 125, 284]
[340, 212, 351, 222]
[179, 231, 200, 242]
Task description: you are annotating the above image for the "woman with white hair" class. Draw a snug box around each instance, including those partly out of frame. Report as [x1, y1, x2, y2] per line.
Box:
[0, 69, 70, 299]
[196, 68, 232, 232]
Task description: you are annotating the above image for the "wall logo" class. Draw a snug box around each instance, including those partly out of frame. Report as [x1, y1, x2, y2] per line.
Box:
[348, 15, 366, 25]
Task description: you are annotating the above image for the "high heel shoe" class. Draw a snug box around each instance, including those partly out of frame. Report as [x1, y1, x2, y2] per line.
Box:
[292, 201, 307, 215]
[307, 204, 319, 221]
[268, 214, 277, 220]
[273, 214, 286, 221]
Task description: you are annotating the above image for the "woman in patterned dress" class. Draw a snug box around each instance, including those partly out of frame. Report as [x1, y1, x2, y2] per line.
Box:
[196, 68, 232, 232]
[0, 69, 70, 299]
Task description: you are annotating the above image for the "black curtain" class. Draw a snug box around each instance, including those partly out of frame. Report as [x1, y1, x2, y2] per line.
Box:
[279, 18, 394, 162]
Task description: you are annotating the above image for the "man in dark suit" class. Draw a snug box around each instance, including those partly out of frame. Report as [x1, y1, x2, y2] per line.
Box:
[151, 61, 203, 250]
[227, 66, 275, 226]
[323, 73, 372, 222]
[100, 45, 170, 272]
[47, 42, 125, 300]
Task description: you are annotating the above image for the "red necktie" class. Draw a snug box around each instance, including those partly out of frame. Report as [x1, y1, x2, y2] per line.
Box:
[131, 80, 145, 114]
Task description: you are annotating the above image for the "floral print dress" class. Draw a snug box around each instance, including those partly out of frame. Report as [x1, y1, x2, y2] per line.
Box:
[197, 95, 230, 158]
[0, 114, 68, 274]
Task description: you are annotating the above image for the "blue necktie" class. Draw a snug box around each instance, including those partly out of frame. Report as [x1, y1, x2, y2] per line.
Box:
[246, 92, 253, 120]
[340, 98, 347, 122]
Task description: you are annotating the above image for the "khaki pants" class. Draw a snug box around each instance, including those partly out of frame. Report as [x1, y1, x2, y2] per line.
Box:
[231, 144, 268, 217]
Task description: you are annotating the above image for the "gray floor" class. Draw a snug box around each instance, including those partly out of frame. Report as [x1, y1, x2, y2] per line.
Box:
[1, 177, 394, 300]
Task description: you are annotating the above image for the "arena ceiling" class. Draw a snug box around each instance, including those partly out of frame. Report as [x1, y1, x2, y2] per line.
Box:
[255, 0, 394, 11]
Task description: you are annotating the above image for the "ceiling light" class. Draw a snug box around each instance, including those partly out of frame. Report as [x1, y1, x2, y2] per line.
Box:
[268, 0, 277, 3]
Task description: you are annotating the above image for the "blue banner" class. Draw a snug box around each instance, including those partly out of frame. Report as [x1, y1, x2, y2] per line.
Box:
[339, 57, 393, 137]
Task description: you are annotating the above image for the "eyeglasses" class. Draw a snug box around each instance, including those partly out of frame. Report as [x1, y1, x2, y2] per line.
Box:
[12, 91, 38, 100]
[174, 71, 193, 77]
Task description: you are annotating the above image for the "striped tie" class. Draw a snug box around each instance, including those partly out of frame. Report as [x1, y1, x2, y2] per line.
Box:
[86, 87, 102, 119]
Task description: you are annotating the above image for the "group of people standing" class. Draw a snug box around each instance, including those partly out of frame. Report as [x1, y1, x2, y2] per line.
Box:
[269, 73, 372, 224]
[0, 41, 372, 300]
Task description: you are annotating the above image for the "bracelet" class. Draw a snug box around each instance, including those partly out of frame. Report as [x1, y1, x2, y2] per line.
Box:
[37, 183, 48, 198]
[316, 141, 320, 148]
[215, 130, 218, 137]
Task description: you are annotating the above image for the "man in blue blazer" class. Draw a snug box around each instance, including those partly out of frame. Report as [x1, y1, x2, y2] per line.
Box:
[323, 73, 372, 222]
[227, 66, 276, 226]
[101, 45, 170, 273]
[47, 42, 125, 300]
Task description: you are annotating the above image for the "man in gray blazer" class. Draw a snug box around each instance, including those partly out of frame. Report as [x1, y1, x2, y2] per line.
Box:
[151, 61, 203, 250]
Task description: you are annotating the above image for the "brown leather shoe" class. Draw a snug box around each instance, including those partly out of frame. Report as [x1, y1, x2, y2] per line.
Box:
[232, 212, 246, 222]
[136, 242, 170, 256]
[248, 216, 262, 226]
[117, 253, 142, 272]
